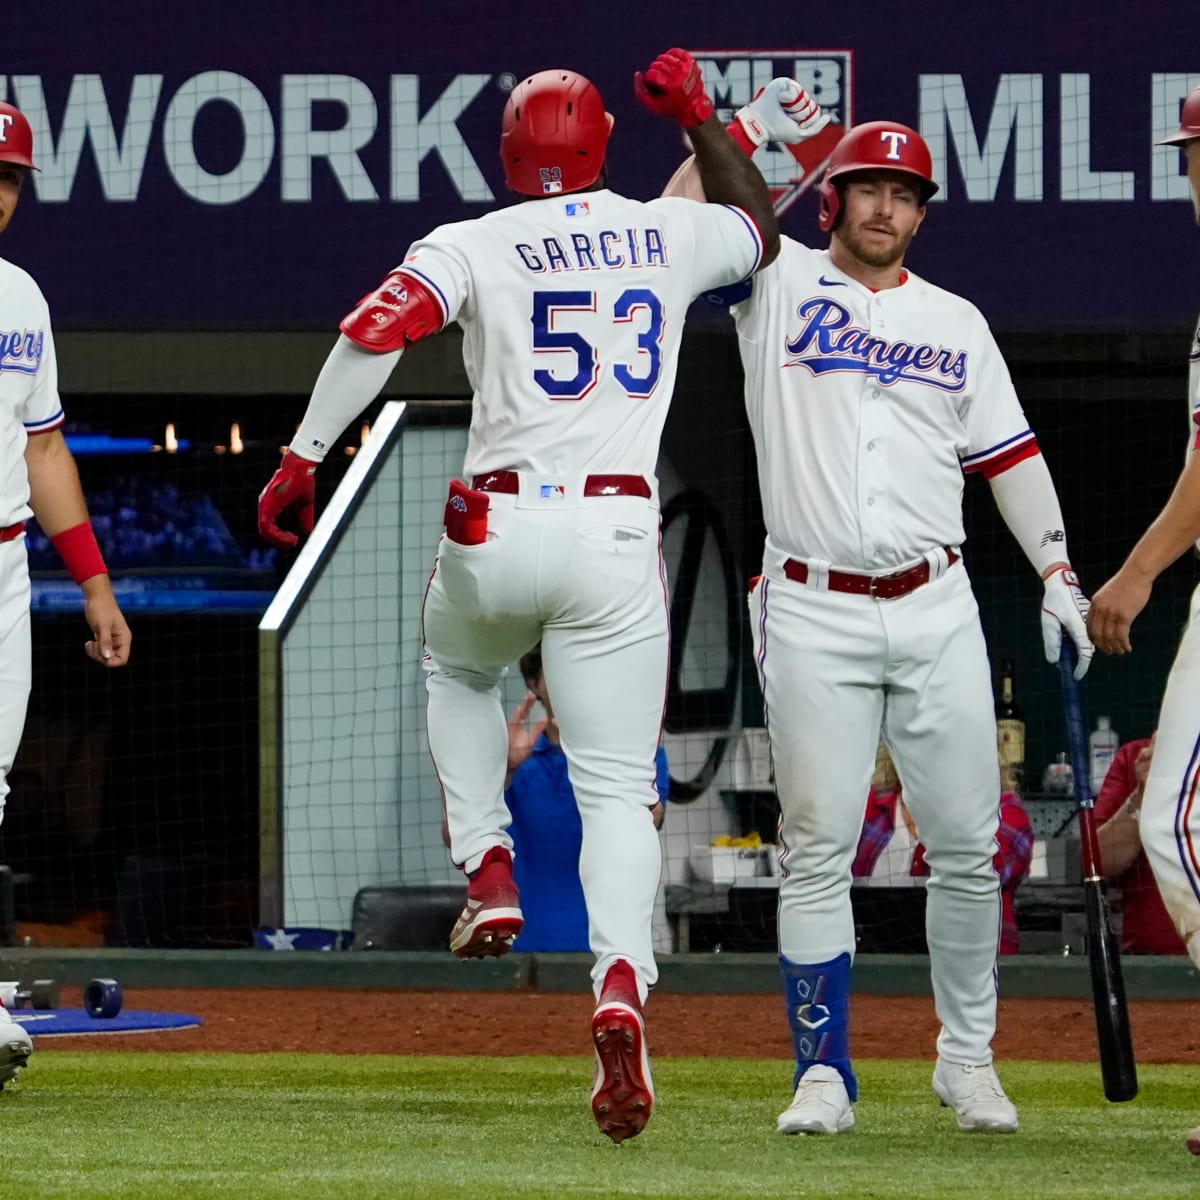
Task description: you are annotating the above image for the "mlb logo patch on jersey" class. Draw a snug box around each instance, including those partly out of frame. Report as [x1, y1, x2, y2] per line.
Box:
[539, 484, 566, 500]
[565, 201, 591, 217]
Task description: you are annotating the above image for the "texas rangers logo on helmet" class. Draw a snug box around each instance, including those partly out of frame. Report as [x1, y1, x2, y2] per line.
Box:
[0, 114, 13, 144]
[879, 129, 908, 160]
[687, 49, 854, 216]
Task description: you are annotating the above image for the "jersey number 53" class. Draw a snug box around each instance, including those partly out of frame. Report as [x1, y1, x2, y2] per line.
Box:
[532, 288, 664, 401]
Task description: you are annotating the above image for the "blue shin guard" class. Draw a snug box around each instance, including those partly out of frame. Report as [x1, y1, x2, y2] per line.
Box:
[780, 952, 857, 1100]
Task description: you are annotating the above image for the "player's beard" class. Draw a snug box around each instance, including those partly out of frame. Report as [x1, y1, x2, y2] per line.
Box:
[838, 221, 916, 271]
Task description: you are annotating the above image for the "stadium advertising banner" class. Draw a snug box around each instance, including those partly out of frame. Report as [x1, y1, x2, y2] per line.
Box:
[1, 1, 1193, 331]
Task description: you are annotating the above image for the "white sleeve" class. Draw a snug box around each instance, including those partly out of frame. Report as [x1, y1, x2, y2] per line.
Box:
[393, 224, 475, 328]
[958, 321, 1037, 479]
[291, 335, 401, 461]
[652, 197, 764, 296]
[20, 302, 64, 434]
[988, 453, 1072, 576]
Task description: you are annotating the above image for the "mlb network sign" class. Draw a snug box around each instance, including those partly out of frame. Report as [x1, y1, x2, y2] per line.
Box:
[691, 50, 853, 215]
[3, 61, 1195, 210]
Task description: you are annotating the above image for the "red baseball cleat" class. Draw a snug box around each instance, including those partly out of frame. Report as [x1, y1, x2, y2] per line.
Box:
[449, 846, 523, 959]
[590, 959, 654, 1144]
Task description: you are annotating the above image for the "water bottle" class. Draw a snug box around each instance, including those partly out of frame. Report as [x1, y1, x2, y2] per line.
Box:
[1089, 716, 1119, 795]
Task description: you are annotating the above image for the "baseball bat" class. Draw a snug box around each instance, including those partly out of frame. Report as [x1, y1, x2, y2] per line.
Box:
[1056, 641, 1138, 1102]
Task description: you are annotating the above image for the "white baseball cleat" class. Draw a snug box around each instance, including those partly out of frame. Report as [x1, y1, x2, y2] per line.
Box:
[932, 1059, 1018, 1133]
[776, 1065, 855, 1134]
[0, 1008, 32, 1090]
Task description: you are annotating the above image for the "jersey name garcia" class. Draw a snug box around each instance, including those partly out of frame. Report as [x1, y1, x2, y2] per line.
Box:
[513, 226, 669, 274]
[733, 238, 1035, 570]
[397, 189, 762, 482]
[0, 258, 63, 527]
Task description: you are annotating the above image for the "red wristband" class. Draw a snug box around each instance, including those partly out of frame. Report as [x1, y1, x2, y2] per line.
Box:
[727, 120, 757, 157]
[51, 521, 107, 585]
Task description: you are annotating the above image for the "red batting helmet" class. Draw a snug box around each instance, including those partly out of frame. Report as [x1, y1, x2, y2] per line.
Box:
[817, 120, 938, 233]
[500, 69, 614, 197]
[0, 101, 36, 170]
[1158, 85, 1200, 146]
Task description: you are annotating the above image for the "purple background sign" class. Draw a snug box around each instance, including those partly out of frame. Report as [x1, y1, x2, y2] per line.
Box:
[1, 1, 1194, 331]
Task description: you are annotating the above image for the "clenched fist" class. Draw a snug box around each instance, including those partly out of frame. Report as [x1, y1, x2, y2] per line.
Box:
[733, 77, 832, 149]
[635, 48, 714, 128]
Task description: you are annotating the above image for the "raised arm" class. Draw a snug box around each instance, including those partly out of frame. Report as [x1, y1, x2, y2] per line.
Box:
[635, 49, 780, 264]
[660, 76, 831, 204]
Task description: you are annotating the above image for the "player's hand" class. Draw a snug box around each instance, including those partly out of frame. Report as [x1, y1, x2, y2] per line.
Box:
[733, 78, 832, 148]
[1087, 568, 1152, 656]
[1041, 565, 1094, 680]
[81, 577, 131, 667]
[506, 691, 549, 778]
[635, 48, 714, 129]
[1132, 734, 1156, 793]
[258, 450, 317, 549]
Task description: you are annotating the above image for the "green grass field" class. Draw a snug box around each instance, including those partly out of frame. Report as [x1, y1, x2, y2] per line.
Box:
[1, 1054, 1197, 1199]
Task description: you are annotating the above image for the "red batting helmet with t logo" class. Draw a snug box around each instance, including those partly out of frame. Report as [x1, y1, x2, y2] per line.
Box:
[817, 120, 938, 232]
[1158, 85, 1200, 146]
[0, 102, 37, 170]
[500, 69, 614, 197]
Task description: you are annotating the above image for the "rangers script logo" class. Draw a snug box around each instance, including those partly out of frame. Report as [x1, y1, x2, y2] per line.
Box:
[688, 49, 853, 218]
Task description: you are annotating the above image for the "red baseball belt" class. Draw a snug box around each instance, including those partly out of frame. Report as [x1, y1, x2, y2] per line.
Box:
[783, 548, 960, 600]
[0, 521, 26, 543]
[471, 470, 651, 499]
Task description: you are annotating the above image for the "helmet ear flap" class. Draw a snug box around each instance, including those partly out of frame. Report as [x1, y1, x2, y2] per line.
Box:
[817, 174, 841, 233]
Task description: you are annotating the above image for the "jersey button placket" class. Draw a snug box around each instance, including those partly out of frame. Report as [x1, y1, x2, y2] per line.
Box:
[858, 378, 886, 564]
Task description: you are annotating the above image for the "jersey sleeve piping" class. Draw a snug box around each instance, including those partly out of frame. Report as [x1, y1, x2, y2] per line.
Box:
[396, 266, 450, 330]
[960, 429, 1039, 478]
[24, 409, 64, 435]
[718, 204, 764, 280]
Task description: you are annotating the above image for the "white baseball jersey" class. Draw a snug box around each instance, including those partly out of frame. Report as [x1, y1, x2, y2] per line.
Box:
[0, 257, 63, 528]
[733, 238, 1035, 569]
[399, 189, 763, 480]
[1190, 313, 1200, 552]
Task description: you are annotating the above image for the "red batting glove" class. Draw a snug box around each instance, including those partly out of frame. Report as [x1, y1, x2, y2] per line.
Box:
[634, 48, 714, 128]
[258, 450, 317, 548]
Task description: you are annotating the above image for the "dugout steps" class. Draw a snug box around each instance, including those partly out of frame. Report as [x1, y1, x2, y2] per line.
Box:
[0, 948, 1196, 999]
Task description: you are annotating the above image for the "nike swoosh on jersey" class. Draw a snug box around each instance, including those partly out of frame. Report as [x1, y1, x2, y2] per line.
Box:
[818, 275, 846, 287]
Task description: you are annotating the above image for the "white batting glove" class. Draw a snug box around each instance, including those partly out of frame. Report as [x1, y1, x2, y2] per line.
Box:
[1041, 566, 1094, 680]
[733, 78, 832, 148]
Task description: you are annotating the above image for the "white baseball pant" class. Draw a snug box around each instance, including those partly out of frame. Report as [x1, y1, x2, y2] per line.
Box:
[749, 560, 1003, 1065]
[1140, 582, 1200, 962]
[0, 538, 32, 829]
[422, 473, 668, 998]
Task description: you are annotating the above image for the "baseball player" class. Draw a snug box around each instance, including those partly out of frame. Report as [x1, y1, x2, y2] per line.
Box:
[258, 50, 779, 1143]
[0, 101, 132, 1091]
[666, 82, 1092, 1136]
[1086, 83, 1200, 1156]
